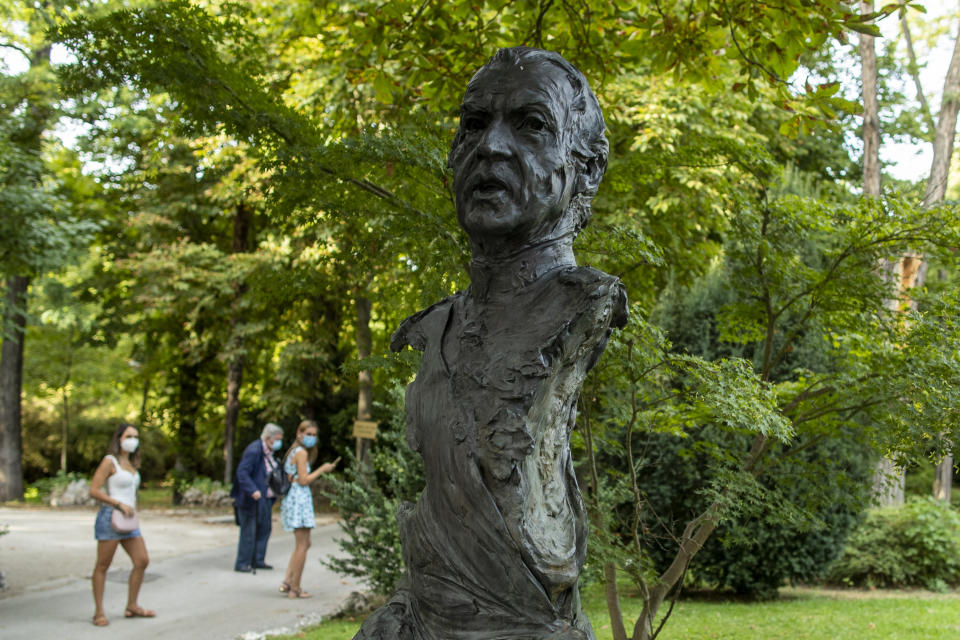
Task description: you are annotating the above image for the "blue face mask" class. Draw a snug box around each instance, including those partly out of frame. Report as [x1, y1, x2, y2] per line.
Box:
[301, 435, 317, 449]
[272, 439, 283, 451]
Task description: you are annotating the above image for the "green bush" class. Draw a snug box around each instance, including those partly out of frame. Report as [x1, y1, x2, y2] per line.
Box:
[28, 471, 89, 501]
[186, 476, 229, 494]
[827, 497, 960, 591]
[321, 411, 424, 596]
[613, 269, 875, 599]
[621, 426, 872, 600]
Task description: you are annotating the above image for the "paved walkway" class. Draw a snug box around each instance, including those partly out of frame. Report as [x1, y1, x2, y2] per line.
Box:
[0, 507, 361, 640]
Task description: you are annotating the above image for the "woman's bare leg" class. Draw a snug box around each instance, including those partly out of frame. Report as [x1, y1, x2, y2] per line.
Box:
[287, 528, 312, 593]
[92, 540, 120, 622]
[119, 536, 153, 614]
[282, 532, 295, 589]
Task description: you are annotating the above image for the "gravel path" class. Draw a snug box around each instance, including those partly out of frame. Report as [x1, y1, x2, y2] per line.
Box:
[0, 506, 361, 640]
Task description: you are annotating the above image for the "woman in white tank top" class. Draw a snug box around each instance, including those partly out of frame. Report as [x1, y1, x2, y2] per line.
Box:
[88, 423, 156, 626]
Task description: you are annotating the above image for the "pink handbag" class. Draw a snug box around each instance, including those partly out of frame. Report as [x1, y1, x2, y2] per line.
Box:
[110, 506, 140, 534]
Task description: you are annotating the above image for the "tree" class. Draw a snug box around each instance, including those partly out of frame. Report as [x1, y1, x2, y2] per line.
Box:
[867, 5, 960, 502]
[586, 181, 960, 639]
[0, 0, 100, 500]
[860, 0, 905, 507]
[913, 12, 960, 501]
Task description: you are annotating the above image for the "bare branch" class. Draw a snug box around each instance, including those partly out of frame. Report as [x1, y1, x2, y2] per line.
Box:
[532, 0, 556, 48]
[648, 558, 689, 640]
[900, 13, 936, 133]
[0, 42, 30, 59]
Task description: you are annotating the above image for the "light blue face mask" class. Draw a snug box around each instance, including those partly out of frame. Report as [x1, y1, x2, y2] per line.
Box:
[272, 439, 283, 451]
[301, 435, 317, 449]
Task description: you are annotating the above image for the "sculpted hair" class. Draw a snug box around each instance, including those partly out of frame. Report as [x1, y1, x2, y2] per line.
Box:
[450, 46, 609, 233]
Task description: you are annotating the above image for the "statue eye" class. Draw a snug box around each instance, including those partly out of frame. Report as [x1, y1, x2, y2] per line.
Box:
[521, 115, 547, 131]
[462, 115, 487, 132]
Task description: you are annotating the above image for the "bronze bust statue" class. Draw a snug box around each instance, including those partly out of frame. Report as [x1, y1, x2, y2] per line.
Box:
[356, 47, 627, 640]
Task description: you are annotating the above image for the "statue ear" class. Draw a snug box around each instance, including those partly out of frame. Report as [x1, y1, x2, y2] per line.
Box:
[574, 152, 606, 196]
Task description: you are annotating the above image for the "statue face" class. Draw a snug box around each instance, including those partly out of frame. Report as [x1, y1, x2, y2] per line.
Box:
[450, 61, 577, 246]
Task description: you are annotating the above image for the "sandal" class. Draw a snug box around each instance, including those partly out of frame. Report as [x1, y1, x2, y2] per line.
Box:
[92, 613, 109, 627]
[279, 581, 291, 593]
[124, 605, 156, 618]
[287, 588, 313, 599]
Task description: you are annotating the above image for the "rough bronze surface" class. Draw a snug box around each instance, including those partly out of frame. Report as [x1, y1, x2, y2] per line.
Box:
[356, 47, 627, 640]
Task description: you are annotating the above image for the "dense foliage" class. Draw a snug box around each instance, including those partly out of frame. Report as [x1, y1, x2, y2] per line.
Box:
[320, 376, 425, 596]
[827, 497, 960, 591]
[322, 417, 425, 596]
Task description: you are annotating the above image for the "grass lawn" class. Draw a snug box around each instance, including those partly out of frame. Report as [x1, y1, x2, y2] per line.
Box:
[273, 584, 960, 640]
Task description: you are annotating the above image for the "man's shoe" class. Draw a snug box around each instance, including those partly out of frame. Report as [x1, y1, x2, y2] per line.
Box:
[235, 565, 253, 573]
[254, 563, 273, 570]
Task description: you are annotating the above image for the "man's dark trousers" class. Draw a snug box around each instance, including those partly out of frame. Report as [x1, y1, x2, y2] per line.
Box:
[235, 496, 275, 570]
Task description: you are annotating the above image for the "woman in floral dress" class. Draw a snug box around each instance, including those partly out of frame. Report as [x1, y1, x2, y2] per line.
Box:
[279, 420, 339, 598]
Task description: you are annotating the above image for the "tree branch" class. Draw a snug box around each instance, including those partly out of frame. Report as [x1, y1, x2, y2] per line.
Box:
[720, 0, 782, 84]
[531, 0, 556, 48]
[0, 41, 30, 59]
[791, 398, 883, 427]
[900, 12, 936, 134]
[923, 27, 960, 208]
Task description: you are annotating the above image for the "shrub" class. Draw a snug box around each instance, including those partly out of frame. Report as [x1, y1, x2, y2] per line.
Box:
[827, 496, 960, 591]
[608, 269, 876, 599]
[623, 426, 872, 600]
[29, 471, 88, 501]
[179, 476, 232, 507]
[322, 415, 424, 596]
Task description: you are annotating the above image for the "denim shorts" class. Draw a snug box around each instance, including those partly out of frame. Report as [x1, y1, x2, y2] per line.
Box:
[94, 505, 142, 541]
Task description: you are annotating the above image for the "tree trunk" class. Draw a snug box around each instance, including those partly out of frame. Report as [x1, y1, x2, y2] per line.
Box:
[632, 504, 721, 640]
[873, 456, 905, 506]
[223, 202, 253, 484]
[60, 387, 70, 473]
[302, 294, 345, 427]
[139, 375, 151, 424]
[173, 359, 202, 504]
[355, 295, 373, 470]
[870, 254, 919, 506]
[925, 32, 960, 499]
[604, 562, 628, 640]
[59, 331, 74, 473]
[923, 31, 960, 209]
[224, 359, 242, 484]
[0, 19, 52, 501]
[0, 276, 29, 501]
[860, 0, 881, 199]
[934, 456, 952, 502]
[861, 2, 907, 504]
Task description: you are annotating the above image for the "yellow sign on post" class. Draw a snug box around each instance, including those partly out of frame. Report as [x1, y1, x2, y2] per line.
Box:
[353, 420, 379, 440]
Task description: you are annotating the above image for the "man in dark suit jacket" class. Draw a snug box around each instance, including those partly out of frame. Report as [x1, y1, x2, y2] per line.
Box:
[231, 423, 284, 571]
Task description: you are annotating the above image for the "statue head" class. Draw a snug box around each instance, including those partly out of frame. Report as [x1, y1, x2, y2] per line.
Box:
[448, 47, 608, 256]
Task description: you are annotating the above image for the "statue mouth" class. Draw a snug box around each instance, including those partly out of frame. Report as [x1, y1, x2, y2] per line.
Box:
[468, 172, 514, 199]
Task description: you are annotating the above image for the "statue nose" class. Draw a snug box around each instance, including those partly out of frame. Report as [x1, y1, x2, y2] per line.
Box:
[477, 119, 512, 159]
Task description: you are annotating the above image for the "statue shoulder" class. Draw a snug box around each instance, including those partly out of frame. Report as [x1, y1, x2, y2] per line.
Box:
[390, 293, 462, 353]
[556, 266, 629, 329]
